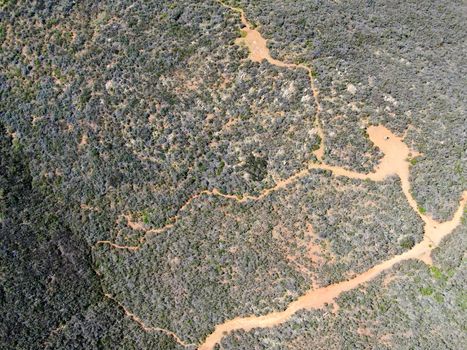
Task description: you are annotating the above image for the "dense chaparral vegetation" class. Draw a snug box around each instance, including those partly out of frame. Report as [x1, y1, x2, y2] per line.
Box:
[1, 0, 465, 349]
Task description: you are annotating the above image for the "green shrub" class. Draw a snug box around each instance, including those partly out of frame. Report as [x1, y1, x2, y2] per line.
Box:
[420, 286, 433, 296]
[400, 236, 415, 249]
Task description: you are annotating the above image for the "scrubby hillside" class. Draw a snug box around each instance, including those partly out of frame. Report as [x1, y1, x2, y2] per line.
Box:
[1, 0, 465, 349]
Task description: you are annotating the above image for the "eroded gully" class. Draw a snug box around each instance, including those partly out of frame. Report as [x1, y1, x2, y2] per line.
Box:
[94, 2, 467, 349]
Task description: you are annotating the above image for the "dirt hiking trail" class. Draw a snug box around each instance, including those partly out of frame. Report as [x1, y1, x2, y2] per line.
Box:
[94, 2, 467, 348]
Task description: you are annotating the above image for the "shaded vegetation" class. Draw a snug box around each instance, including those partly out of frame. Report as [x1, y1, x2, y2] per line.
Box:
[0, 0, 464, 348]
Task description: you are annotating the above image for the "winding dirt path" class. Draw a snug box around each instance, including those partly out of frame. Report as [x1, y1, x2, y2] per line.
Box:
[221, 0, 324, 160]
[197, 127, 466, 349]
[94, 2, 467, 348]
[196, 2, 467, 349]
[103, 293, 196, 348]
[199, 201, 466, 350]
